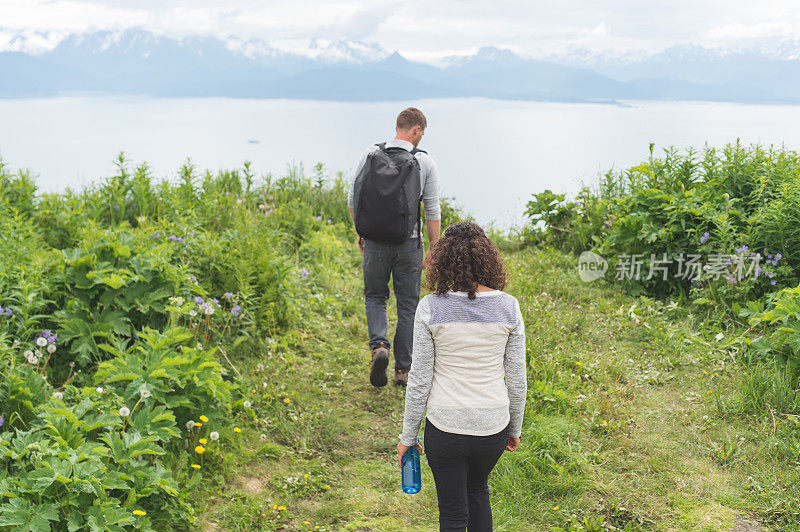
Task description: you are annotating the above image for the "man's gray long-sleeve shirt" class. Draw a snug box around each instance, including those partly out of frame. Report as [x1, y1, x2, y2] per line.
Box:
[347, 139, 441, 238]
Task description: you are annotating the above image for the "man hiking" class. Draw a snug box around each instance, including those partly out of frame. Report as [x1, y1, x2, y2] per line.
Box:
[348, 107, 441, 388]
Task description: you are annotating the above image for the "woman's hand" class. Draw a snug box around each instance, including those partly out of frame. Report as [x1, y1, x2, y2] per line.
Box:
[506, 437, 520, 452]
[397, 441, 424, 467]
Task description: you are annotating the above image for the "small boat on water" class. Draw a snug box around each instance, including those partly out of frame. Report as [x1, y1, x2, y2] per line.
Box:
[247, 139, 260, 144]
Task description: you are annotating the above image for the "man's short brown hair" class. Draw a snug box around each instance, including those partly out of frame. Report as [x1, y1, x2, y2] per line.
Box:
[396, 107, 427, 130]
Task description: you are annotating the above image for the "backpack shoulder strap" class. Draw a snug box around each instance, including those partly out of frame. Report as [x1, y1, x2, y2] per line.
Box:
[410, 147, 427, 155]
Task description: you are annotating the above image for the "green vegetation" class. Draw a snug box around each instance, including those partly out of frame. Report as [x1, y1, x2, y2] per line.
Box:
[0, 143, 797, 531]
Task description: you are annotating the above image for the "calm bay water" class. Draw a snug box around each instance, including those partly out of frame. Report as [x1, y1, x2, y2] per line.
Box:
[3, 97, 800, 227]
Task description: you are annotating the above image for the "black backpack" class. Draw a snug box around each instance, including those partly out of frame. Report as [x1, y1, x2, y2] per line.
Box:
[353, 143, 425, 245]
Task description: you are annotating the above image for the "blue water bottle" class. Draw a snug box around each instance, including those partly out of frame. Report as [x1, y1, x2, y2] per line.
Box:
[401, 446, 421, 494]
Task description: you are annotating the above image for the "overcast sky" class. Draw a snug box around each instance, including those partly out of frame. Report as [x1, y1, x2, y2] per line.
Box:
[2, 0, 800, 62]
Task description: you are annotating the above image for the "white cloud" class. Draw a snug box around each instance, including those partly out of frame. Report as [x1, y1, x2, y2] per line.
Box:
[3, 0, 800, 59]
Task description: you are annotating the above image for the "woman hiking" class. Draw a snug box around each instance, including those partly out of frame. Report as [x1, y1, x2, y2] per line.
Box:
[397, 221, 527, 532]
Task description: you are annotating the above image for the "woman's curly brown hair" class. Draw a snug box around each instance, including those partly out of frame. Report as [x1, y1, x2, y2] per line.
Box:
[425, 222, 507, 299]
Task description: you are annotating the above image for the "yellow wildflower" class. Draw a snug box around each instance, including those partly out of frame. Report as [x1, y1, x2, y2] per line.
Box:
[234, 427, 241, 433]
[191, 464, 201, 469]
[284, 398, 291, 404]
[553, 505, 559, 511]
[195, 445, 205, 454]
[195, 422, 203, 427]
[133, 510, 146, 516]
[279, 506, 286, 511]
[322, 484, 330, 489]
[199, 438, 208, 444]
[200, 415, 209, 423]
[273, 504, 277, 510]
[304, 474, 309, 480]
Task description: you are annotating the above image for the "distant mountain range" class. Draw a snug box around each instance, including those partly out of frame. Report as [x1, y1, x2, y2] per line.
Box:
[3, 29, 800, 103]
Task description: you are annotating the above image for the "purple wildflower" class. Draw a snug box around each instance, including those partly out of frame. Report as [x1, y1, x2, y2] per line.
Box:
[771, 280, 777, 285]
[301, 267, 310, 279]
[327, 219, 332, 224]
[700, 232, 709, 244]
[194, 296, 204, 304]
[0, 414, 4, 427]
[776, 253, 782, 260]
[223, 292, 234, 299]
[3, 308, 10, 317]
[231, 305, 241, 316]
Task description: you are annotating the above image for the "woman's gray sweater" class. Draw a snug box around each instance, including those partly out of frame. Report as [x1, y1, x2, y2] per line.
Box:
[400, 290, 527, 446]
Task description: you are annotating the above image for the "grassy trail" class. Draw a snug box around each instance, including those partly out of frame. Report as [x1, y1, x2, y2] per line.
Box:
[200, 247, 777, 531]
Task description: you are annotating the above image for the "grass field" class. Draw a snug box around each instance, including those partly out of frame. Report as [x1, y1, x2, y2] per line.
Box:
[196, 243, 796, 531]
[1, 156, 797, 531]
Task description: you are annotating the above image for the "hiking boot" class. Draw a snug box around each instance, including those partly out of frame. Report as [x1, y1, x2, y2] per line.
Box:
[369, 343, 390, 388]
[395, 368, 409, 387]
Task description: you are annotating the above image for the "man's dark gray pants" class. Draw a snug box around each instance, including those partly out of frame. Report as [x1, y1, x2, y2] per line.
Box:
[362, 237, 423, 371]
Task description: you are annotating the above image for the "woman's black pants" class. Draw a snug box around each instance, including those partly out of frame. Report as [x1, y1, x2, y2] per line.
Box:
[424, 418, 509, 532]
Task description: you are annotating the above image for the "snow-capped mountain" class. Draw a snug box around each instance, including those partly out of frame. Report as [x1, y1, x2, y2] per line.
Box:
[3, 28, 800, 102]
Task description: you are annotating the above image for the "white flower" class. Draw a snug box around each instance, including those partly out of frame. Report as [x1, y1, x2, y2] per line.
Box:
[139, 388, 151, 399]
[47, 344, 56, 354]
[237, 198, 243, 205]
[26, 353, 39, 365]
[52, 391, 63, 400]
[119, 407, 131, 417]
[24, 349, 33, 359]
[188, 310, 197, 317]
[137, 216, 146, 223]
[186, 420, 196, 429]
[260, 434, 267, 441]
[196, 342, 203, 351]
[36, 337, 47, 347]
[95, 387, 103, 394]
[262, 382, 267, 388]
[243, 401, 251, 408]
[205, 306, 215, 316]
[210, 431, 219, 441]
